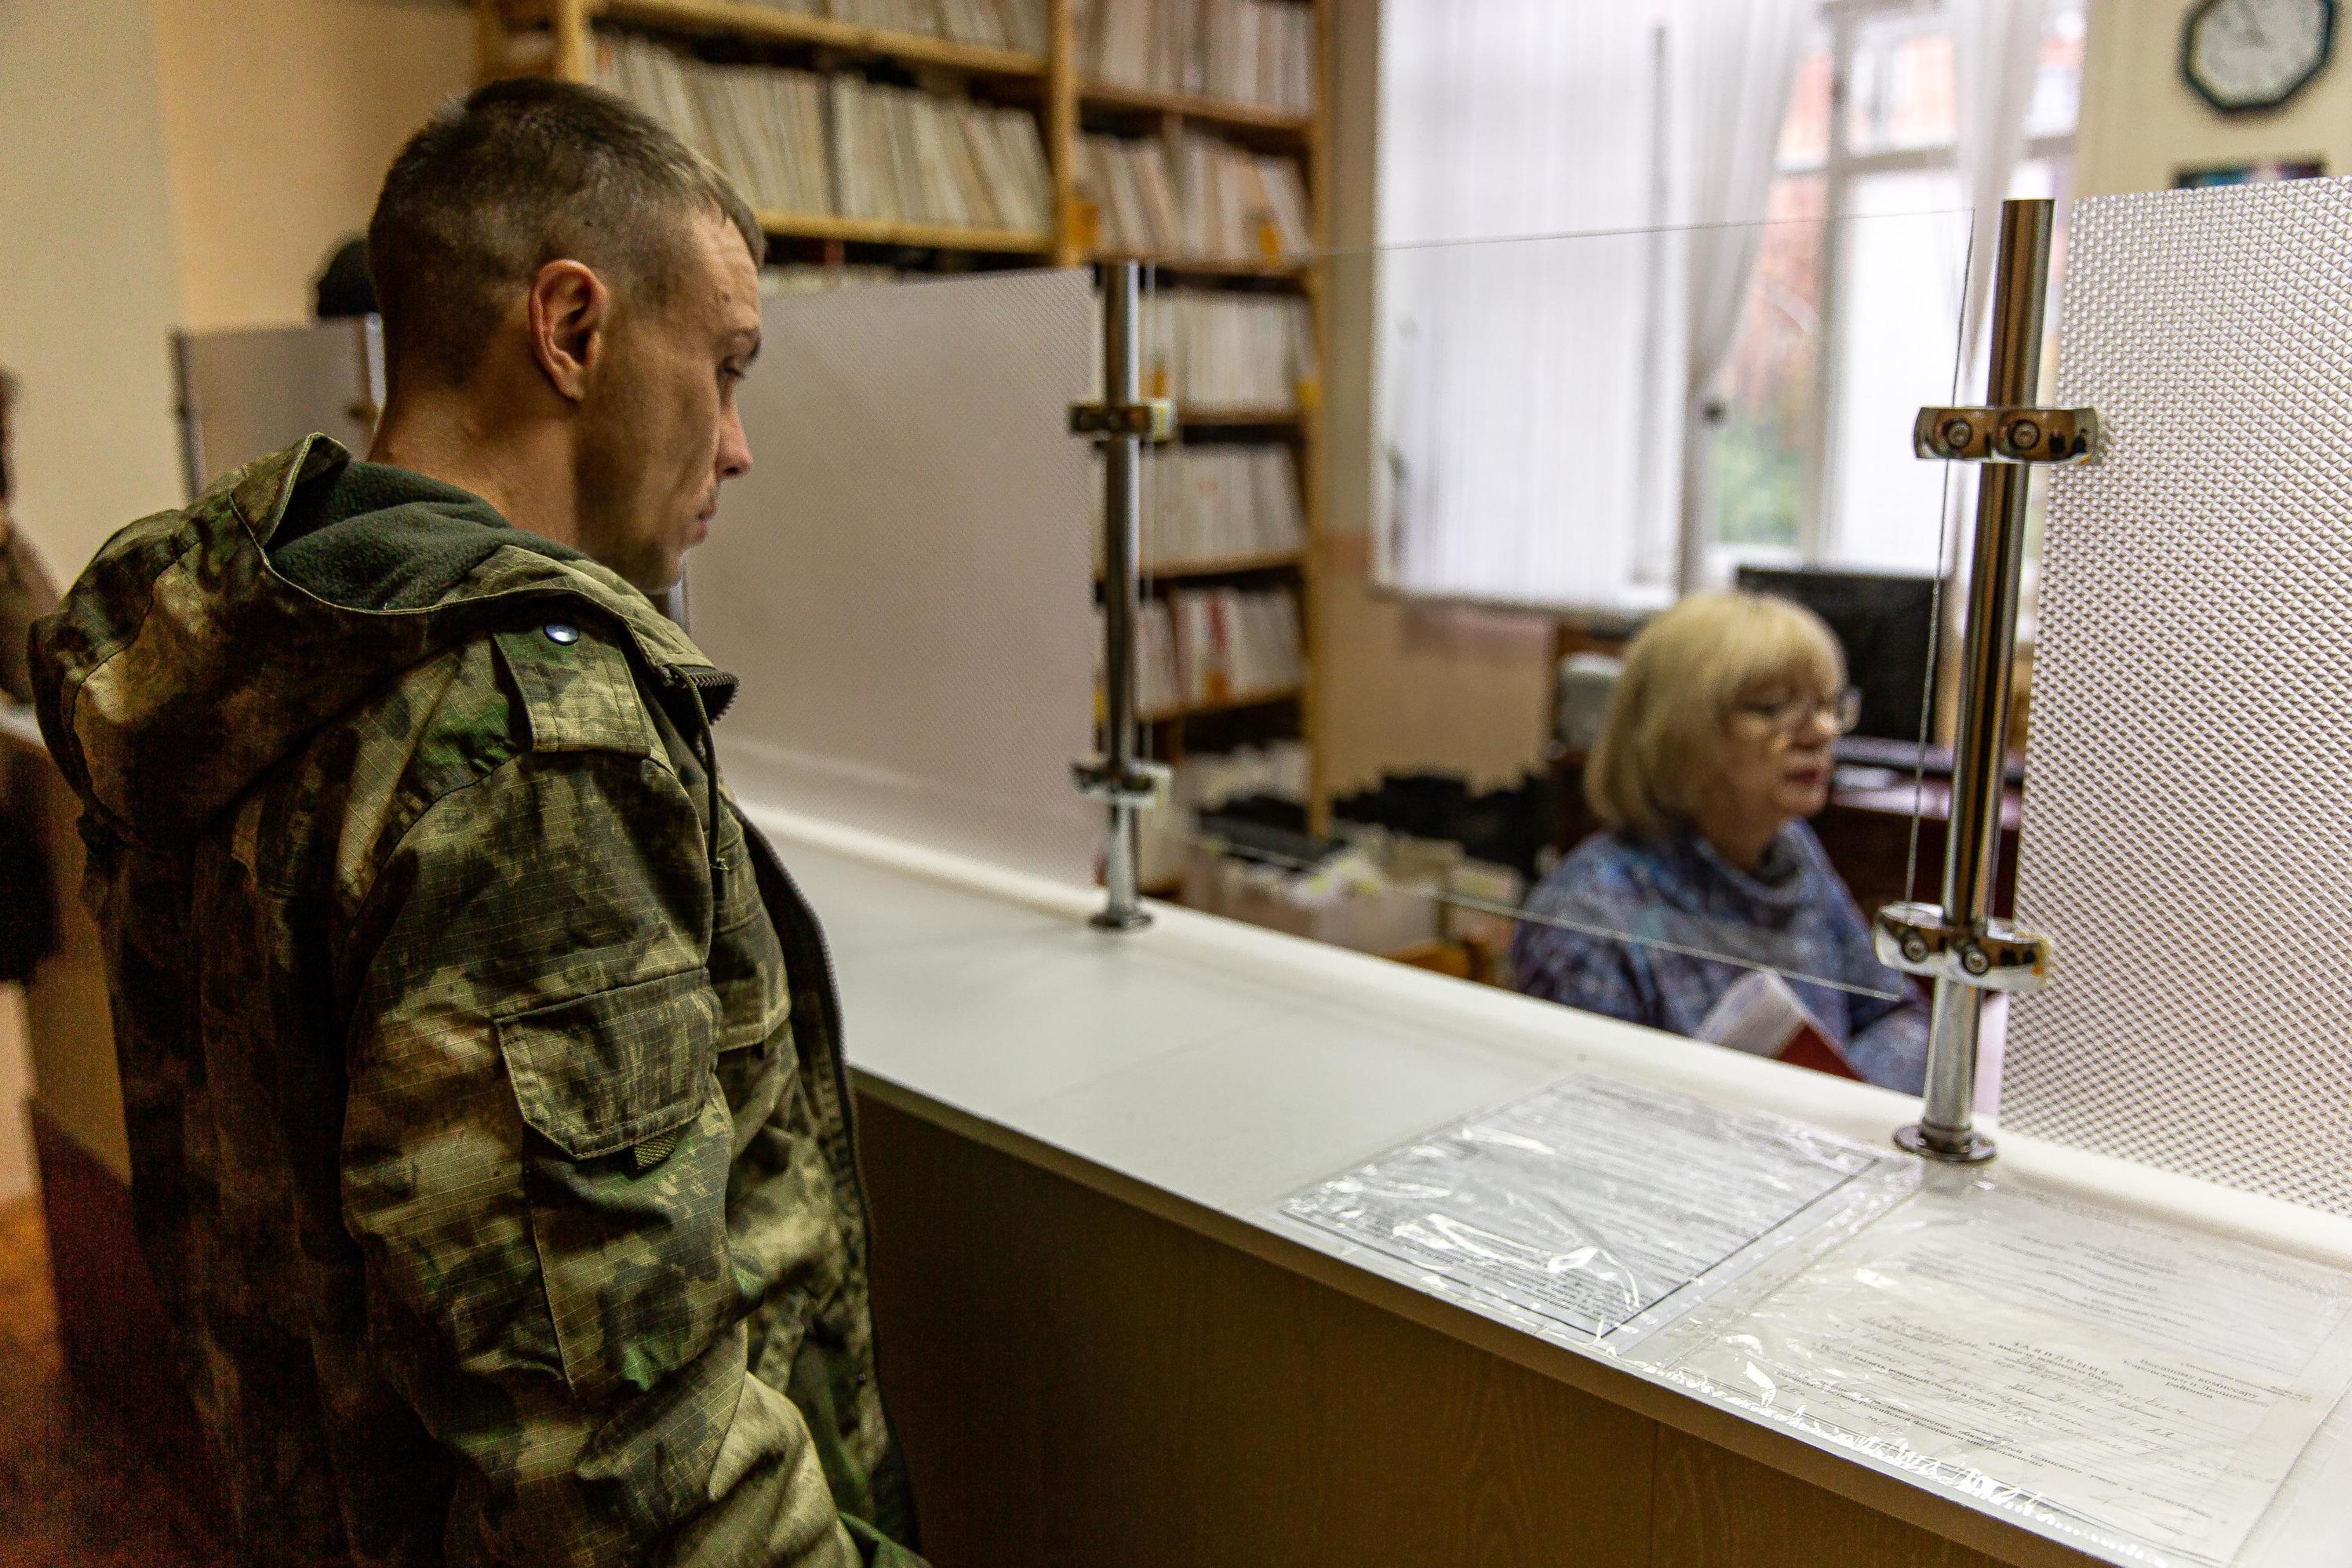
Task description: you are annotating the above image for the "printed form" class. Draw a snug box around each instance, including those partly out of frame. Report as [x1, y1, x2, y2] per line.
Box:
[1652, 1181, 2352, 1565]
[1276, 1074, 1910, 1347]
[1277, 1071, 2352, 1563]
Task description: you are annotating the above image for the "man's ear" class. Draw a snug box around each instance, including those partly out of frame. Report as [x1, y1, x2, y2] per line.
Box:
[526, 260, 609, 403]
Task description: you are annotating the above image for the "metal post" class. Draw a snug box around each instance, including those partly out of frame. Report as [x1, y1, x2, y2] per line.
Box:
[1898, 198, 2053, 1163]
[1067, 268, 1171, 928]
[1095, 262, 1149, 930]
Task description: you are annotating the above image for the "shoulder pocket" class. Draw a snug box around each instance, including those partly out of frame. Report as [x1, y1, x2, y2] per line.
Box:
[492, 624, 661, 759]
[497, 968, 719, 1159]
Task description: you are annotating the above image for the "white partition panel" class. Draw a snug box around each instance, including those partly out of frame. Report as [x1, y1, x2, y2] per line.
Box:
[176, 319, 380, 494]
[2007, 180, 2352, 1214]
[688, 269, 1099, 888]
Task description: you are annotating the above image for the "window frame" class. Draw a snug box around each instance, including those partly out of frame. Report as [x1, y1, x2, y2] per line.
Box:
[1710, 0, 2079, 579]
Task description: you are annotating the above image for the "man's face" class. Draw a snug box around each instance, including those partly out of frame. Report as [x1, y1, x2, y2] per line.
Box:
[575, 211, 761, 594]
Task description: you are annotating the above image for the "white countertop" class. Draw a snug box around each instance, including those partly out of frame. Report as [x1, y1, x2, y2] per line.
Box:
[749, 803, 2352, 1568]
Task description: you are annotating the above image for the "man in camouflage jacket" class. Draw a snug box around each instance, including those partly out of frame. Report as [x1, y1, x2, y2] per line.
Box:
[29, 81, 921, 1567]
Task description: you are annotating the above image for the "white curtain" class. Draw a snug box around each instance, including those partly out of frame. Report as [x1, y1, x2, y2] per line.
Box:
[1953, 0, 2051, 371]
[1375, 0, 1806, 613]
[1374, 0, 1663, 614]
[1665, 0, 1809, 591]
[1942, 0, 2052, 593]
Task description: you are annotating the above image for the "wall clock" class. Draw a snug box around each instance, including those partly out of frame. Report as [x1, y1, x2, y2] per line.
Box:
[2183, 0, 2337, 115]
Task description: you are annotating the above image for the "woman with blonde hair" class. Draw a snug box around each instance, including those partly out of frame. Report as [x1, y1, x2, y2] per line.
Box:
[1509, 591, 1928, 1091]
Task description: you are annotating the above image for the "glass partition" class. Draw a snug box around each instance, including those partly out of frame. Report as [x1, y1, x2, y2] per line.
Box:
[637, 153, 2352, 1568]
[1130, 208, 1979, 1096]
[675, 210, 1990, 1100]
[687, 266, 1102, 890]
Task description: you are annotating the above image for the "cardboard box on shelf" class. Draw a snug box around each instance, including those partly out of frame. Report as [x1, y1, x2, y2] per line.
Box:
[1181, 846, 1440, 955]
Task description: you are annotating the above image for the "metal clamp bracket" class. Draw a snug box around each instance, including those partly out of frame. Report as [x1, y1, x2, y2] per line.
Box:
[1070, 399, 1178, 442]
[1914, 405, 2100, 464]
[1873, 900, 2053, 995]
[1071, 757, 1172, 809]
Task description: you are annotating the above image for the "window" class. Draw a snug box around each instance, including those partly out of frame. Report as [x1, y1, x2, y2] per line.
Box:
[1371, 0, 2083, 613]
[1372, 0, 1670, 618]
[1707, 0, 2086, 580]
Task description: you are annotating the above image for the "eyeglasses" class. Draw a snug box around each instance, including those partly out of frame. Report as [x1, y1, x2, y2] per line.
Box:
[1735, 687, 1862, 737]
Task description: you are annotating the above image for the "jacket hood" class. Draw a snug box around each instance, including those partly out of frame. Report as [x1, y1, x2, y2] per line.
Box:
[31, 435, 724, 846]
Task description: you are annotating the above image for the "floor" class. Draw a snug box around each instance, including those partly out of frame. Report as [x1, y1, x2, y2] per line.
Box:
[0, 1196, 228, 1567]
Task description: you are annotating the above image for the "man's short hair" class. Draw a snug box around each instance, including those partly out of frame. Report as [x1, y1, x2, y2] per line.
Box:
[368, 77, 765, 390]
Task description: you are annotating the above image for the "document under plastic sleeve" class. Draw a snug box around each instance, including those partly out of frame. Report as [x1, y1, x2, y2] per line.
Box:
[1644, 1178, 2352, 1566]
[1271, 1071, 2352, 1566]
[1271, 1073, 1913, 1349]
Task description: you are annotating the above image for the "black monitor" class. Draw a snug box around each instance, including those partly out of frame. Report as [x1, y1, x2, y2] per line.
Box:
[1733, 567, 1939, 744]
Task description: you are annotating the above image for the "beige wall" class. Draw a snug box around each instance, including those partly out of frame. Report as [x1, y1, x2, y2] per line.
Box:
[1, 0, 469, 1172]
[1313, 0, 1556, 801]
[0, 0, 182, 1172]
[0, 0, 189, 580]
[1314, 569, 1558, 798]
[2076, 0, 2352, 197]
[15, 743, 133, 1180]
[1, 0, 470, 580]
[152, 0, 474, 332]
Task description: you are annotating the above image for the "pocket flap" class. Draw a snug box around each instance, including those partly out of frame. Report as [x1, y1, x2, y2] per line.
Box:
[497, 969, 719, 1160]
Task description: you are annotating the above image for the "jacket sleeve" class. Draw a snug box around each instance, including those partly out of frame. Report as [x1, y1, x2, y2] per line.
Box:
[1846, 986, 1931, 1094]
[1815, 835, 1931, 1095]
[339, 746, 865, 1568]
[1509, 912, 1650, 1024]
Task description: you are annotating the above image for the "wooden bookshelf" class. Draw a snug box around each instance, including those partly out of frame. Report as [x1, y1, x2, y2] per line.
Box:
[542, 0, 1049, 76]
[1079, 82, 1313, 139]
[1098, 253, 1311, 281]
[1140, 549, 1305, 579]
[755, 210, 1055, 253]
[482, 0, 1331, 835]
[1141, 687, 1304, 724]
[1178, 406, 1305, 431]
[1060, 4, 1325, 843]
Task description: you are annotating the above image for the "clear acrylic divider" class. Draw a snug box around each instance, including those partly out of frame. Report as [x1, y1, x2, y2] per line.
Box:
[1134, 210, 1974, 1100]
[1094, 166, 2352, 1568]
[688, 266, 1102, 890]
[672, 202, 2352, 1568]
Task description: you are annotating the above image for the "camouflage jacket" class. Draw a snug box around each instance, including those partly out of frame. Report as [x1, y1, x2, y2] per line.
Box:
[30, 438, 921, 1567]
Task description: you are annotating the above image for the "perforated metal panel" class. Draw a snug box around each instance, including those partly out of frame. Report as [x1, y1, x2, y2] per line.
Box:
[2006, 180, 2352, 1213]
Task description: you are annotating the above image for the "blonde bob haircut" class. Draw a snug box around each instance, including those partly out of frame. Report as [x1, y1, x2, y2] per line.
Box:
[1585, 590, 1846, 841]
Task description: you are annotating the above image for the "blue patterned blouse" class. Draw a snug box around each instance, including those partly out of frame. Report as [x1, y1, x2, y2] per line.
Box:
[1508, 821, 1929, 1093]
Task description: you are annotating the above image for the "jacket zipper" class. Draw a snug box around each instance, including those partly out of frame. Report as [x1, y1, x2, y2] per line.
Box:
[658, 659, 911, 1517]
[660, 664, 872, 1253]
[742, 828, 869, 1232]
[739, 812, 917, 1481]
